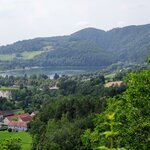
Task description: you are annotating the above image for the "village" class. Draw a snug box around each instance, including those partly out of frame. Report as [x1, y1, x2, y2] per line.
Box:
[0, 79, 124, 132]
[0, 110, 37, 132]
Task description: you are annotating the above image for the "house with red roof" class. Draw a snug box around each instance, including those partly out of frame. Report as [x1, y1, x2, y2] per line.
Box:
[4, 113, 32, 124]
[8, 121, 27, 131]
[104, 81, 124, 88]
[17, 113, 32, 123]
[3, 113, 33, 131]
[0, 110, 14, 121]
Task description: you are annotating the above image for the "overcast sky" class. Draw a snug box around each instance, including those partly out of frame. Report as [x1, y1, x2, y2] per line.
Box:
[0, 0, 150, 45]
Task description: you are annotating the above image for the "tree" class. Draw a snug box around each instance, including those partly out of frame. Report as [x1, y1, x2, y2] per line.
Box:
[82, 70, 150, 150]
[53, 73, 59, 80]
[146, 56, 150, 64]
[0, 138, 22, 150]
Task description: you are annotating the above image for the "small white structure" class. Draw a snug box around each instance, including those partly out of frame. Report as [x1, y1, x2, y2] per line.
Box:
[0, 91, 12, 99]
[3, 117, 10, 125]
[49, 86, 59, 90]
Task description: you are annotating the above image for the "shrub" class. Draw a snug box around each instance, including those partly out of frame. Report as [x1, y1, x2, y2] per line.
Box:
[0, 126, 8, 131]
[8, 128, 12, 132]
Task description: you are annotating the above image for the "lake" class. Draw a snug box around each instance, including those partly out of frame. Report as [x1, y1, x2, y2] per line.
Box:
[0, 66, 104, 78]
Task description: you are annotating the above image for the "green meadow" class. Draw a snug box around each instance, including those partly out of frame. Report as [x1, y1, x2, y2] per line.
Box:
[0, 86, 18, 91]
[21, 51, 45, 60]
[0, 131, 32, 150]
[0, 50, 47, 61]
[0, 54, 16, 61]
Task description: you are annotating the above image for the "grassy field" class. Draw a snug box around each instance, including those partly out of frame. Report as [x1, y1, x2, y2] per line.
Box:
[21, 51, 45, 60]
[0, 86, 18, 91]
[105, 73, 116, 81]
[0, 50, 48, 61]
[0, 54, 16, 61]
[0, 131, 32, 150]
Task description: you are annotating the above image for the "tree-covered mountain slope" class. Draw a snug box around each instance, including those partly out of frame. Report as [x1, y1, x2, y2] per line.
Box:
[0, 24, 150, 69]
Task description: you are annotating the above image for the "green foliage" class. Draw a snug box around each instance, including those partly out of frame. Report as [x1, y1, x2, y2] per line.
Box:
[82, 69, 150, 150]
[0, 138, 21, 150]
[53, 73, 59, 80]
[0, 97, 15, 110]
[29, 95, 107, 150]
[0, 127, 8, 131]
[0, 74, 58, 111]
[82, 113, 122, 150]
[7, 128, 12, 132]
[146, 56, 150, 64]
[27, 71, 127, 150]
[0, 69, 143, 150]
[57, 74, 111, 96]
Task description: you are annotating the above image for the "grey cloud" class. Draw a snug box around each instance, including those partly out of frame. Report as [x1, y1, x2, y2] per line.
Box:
[0, 0, 150, 45]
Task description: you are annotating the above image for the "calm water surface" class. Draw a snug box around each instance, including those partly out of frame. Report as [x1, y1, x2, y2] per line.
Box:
[0, 66, 104, 78]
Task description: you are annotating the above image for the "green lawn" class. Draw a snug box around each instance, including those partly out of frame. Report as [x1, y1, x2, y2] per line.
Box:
[0, 131, 32, 150]
[0, 86, 18, 91]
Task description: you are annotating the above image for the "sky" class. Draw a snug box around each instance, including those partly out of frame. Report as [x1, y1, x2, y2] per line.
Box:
[0, 0, 150, 45]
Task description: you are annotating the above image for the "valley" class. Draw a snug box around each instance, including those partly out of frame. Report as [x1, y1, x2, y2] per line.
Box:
[0, 24, 149, 150]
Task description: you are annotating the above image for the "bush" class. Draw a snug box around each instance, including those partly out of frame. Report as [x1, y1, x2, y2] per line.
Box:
[0, 138, 22, 150]
[8, 128, 12, 132]
[0, 126, 8, 131]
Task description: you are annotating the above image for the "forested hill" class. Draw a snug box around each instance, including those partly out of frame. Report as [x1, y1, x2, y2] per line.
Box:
[0, 24, 150, 69]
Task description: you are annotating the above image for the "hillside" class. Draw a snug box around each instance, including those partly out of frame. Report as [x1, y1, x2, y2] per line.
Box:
[0, 24, 150, 69]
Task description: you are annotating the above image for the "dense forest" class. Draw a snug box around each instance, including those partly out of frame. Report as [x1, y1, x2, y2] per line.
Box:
[0, 69, 126, 113]
[0, 24, 150, 70]
[28, 63, 150, 150]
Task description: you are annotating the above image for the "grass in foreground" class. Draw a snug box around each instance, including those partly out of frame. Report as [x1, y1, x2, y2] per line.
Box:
[0, 131, 32, 150]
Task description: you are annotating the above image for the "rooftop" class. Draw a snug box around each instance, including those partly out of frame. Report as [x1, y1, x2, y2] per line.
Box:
[8, 121, 27, 127]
